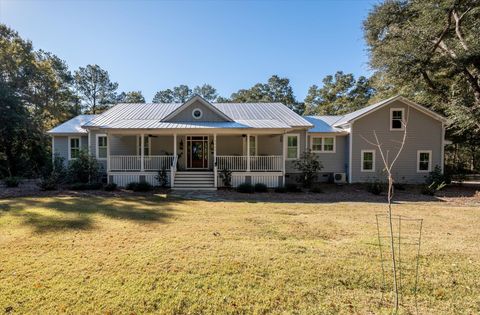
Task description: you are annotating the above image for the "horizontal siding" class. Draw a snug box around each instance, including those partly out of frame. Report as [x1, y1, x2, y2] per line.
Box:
[307, 134, 347, 173]
[168, 100, 227, 122]
[351, 100, 443, 184]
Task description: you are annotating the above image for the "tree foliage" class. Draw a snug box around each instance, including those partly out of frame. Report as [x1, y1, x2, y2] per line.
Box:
[74, 64, 119, 113]
[304, 71, 375, 115]
[364, 0, 480, 135]
[153, 84, 219, 102]
[116, 90, 145, 103]
[230, 75, 303, 113]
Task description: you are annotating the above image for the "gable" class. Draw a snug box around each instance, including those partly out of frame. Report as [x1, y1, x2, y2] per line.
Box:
[162, 95, 232, 123]
[166, 100, 230, 122]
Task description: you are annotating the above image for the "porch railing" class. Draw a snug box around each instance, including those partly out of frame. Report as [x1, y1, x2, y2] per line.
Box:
[109, 155, 174, 171]
[215, 155, 282, 172]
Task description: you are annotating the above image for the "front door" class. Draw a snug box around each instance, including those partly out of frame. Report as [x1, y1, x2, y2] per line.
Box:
[187, 136, 209, 169]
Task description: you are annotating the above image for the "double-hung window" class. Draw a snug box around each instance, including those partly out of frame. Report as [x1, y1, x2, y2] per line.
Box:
[361, 150, 375, 172]
[69, 137, 80, 160]
[137, 136, 150, 156]
[311, 136, 335, 153]
[286, 135, 299, 159]
[390, 108, 405, 130]
[96, 135, 108, 159]
[417, 150, 432, 172]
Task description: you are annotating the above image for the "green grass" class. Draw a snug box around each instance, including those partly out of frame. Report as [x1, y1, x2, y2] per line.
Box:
[0, 194, 479, 314]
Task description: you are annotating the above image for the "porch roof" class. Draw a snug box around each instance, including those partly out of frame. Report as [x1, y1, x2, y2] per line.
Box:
[83, 101, 312, 130]
[104, 119, 290, 129]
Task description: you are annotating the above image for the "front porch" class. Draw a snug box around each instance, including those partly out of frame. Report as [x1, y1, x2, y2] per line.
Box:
[105, 133, 286, 188]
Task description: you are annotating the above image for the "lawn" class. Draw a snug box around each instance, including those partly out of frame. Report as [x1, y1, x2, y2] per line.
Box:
[0, 191, 479, 314]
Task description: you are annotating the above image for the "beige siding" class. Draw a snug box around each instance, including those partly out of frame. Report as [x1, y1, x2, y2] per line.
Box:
[351, 100, 443, 183]
[110, 135, 137, 155]
[168, 100, 228, 122]
[307, 134, 348, 173]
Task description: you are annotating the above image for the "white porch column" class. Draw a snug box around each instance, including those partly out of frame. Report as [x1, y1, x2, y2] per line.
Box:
[140, 133, 145, 172]
[282, 133, 286, 175]
[173, 133, 177, 157]
[213, 134, 217, 166]
[246, 133, 251, 172]
[107, 132, 111, 172]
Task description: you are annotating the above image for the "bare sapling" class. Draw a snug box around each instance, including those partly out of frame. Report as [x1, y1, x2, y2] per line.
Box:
[361, 108, 409, 313]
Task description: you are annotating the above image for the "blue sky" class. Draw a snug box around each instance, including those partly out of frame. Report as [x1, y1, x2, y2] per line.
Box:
[0, 0, 377, 102]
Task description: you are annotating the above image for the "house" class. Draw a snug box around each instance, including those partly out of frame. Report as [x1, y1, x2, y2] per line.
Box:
[47, 95, 447, 189]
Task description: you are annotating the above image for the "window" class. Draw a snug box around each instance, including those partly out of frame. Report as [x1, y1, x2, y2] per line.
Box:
[249, 135, 257, 156]
[192, 108, 203, 119]
[390, 108, 405, 130]
[96, 135, 107, 159]
[361, 150, 375, 172]
[417, 150, 432, 172]
[286, 135, 299, 159]
[311, 136, 335, 153]
[311, 137, 322, 152]
[323, 137, 335, 152]
[137, 136, 151, 156]
[69, 137, 80, 160]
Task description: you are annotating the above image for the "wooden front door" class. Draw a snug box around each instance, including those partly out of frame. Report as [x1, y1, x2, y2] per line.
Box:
[187, 136, 209, 169]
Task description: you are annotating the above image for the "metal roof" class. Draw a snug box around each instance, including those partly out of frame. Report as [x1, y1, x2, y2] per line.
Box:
[304, 116, 345, 133]
[84, 102, 312, 130]
[333, 96, 397, 126]
[47, 115, 97, 134]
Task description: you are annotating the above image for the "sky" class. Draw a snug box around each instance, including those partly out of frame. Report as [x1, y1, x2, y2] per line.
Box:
[0, 0, 378, 102]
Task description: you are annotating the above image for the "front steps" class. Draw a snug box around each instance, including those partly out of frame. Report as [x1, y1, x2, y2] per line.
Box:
[173, 171, 216, 190]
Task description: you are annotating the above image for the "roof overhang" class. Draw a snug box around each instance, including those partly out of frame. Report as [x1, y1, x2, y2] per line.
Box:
[333, 95, 447, 127]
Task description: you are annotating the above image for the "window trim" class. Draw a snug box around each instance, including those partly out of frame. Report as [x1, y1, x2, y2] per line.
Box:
[243, 135, 258, 156]
[390, 108, 405, 131]
[96, 134, 108, 160]
[361, 149, 376, 172]
[310, 136, 336, 153]
[192, 108, 203, 120]
[417, 150, 432, 173]
[285, 134, 300, 160]
[68, 136, 81, 160]
[136, 135, 152, 156]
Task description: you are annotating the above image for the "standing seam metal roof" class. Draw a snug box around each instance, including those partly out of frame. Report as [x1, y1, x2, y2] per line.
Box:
[83, 102, 312, 129]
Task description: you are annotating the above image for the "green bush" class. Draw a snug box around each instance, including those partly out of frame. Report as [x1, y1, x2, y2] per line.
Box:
[220, 168, 232, 188]
[126, 182, 152, 192]
[156, 167, 168, 187]
[274, 186, 287, 193]
[293, 150, 323, 188]
[237, 182, 254, 193]
[38, 176, 58, 191]
[426, 165, 450, 185]
[104, 183, 117, 191]
[285, 183, 301, 192]
[310, 184, 323, 193]
[67, 150, 100, 184]
[68, 182, 103, 190]
[4, 176, 20, 187]
[254, 183, 268, 192]
[367, 181, 384, 195]
[421, 181, 447, 196]
[393, 182, 406, 191]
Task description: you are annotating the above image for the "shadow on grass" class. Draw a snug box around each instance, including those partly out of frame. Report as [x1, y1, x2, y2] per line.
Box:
[3, 195, 180, 233]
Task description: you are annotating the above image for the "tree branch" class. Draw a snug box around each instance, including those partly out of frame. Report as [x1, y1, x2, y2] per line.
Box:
[452, 8, 472, 51]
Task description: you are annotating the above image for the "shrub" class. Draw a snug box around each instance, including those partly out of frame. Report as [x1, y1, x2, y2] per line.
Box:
[274, 186, 287, 193]
[293, 150, 323, 188]
[68, 182, 103, 190]
[310, 184, 323, 193]
[285, 183, 301, 192]
[367, 181, 384, 195]
[421, 182, 447, 196]
[4, 177, 20, 188]
[220, 168, 232, 188]
[67, 150, 100, 184]
[126, 182, 152, 192]
[104, 183, 117, 191]
[426, 165, 450, 186]
[156, 167, 168, 188]
[237, 182, 254, 193]
[393, 182, 406, 191]
[254, 183, 268, 192]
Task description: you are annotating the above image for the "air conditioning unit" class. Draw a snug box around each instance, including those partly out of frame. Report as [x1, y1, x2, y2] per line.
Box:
[333, 172, 346, 184]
